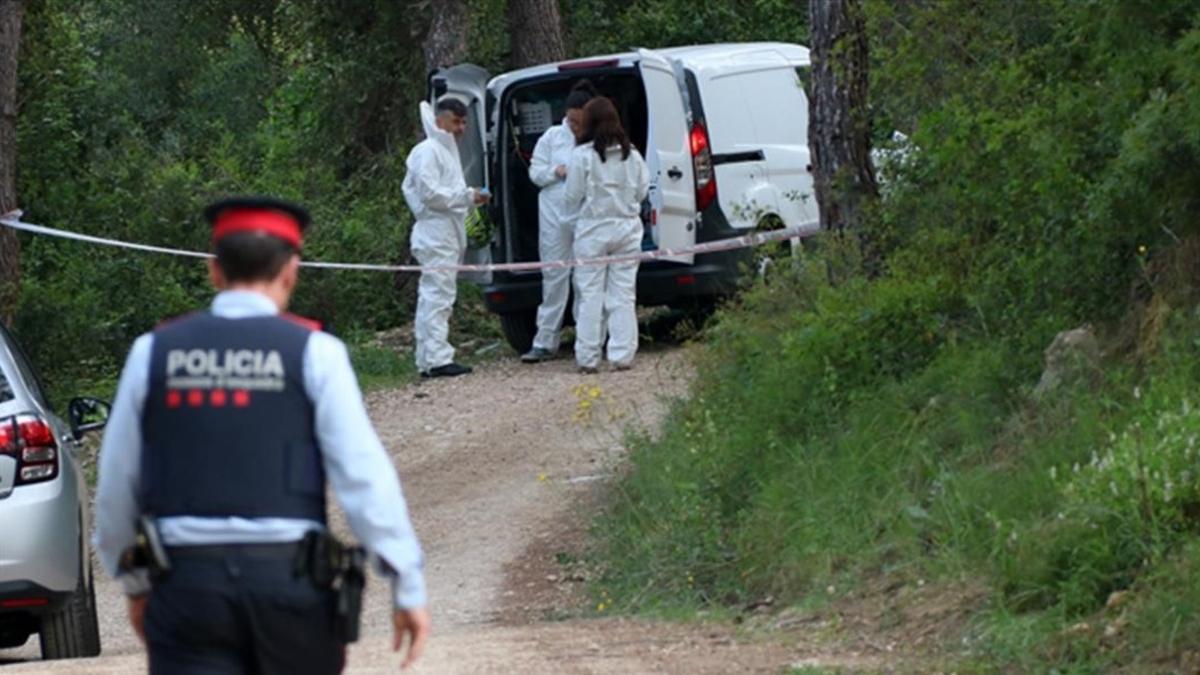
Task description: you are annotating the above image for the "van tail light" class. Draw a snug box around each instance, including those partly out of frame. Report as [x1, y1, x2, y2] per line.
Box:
[689, 122, 717, 211]
[558, 59, 619, 71]
[0, 415, 60, 486]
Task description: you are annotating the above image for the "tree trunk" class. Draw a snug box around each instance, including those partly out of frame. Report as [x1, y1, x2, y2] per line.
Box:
[421, 0, 469, 74]
[807, 0, 877, 235]
[507, 0, 567, 69]
[0, 0, 23, 325]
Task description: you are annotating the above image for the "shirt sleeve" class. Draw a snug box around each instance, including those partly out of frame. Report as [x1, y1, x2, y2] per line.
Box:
[304, 332, 427, 609]
[528, 130, 560, 188]
[93, 334, 153, 597]
[408, 144, 473, 214]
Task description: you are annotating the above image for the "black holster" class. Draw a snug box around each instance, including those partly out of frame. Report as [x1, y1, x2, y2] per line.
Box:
[118, 515, 172, 582]
[293, 531, 367, 643]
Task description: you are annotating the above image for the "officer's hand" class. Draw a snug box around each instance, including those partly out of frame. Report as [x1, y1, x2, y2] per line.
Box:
[127, 594, 149, 644]
[393, 607, 431, 669]
[555, 164, 568, 179]
[472, 190, 491, 205]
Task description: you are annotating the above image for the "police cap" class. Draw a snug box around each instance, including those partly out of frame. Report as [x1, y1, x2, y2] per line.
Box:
[204, 196, 311, 249]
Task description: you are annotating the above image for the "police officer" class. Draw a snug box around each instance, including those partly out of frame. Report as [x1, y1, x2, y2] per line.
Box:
[94, 197, 430, 673]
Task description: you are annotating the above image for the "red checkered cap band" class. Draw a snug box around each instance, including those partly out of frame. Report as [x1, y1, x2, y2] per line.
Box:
[211, 208, 303, 248]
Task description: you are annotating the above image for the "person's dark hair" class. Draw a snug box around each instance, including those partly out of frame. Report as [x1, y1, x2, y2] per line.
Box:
[580, 97, 631, 162]
[436, 97, 468, 118]
[565, 79, 598, 111]
[214, 232, 298, 283]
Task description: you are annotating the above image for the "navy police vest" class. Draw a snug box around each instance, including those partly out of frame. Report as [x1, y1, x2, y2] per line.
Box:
[140, 312, 326, 522]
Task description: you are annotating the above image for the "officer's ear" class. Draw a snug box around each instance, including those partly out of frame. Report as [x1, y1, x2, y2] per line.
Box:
[207, 258, 228, 290]
[279, 254, 301, 294]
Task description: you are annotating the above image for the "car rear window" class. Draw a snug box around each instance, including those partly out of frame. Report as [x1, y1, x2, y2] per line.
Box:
[0, 368, 13, 404]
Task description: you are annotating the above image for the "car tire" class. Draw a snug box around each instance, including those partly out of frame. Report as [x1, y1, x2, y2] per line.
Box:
[499, 309, 537, 353]
[38, 562, 101, 659]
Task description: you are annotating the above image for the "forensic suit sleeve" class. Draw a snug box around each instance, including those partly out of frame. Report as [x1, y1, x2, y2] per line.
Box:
[406, 143, 473, 214]
[528, 130, 561, 188]
[562, 148, 589, 209]
[634, 150, 651, 202]
[304, 332, 427, 609]
[93, 333, 154, 596]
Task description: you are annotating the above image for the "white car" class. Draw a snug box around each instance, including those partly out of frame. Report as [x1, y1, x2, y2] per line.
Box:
[0, 323, 108, 659]
[431, 42, 818, 351]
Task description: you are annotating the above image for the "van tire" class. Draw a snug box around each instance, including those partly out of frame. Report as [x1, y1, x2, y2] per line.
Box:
[754, 215, 794, 279]
[499, 310, 537, 353]
[38, 562, 101, 659]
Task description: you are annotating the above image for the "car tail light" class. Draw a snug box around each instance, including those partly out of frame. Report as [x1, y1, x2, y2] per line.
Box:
[0, 597, 50, 608]
[0, 414, 60, 486]
[689, 122, 717, 211]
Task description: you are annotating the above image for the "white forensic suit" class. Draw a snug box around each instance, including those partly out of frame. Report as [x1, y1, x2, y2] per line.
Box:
[527, 120, 582, 352]
[562, 143, 650, 369]
[403, 102, 475, 373]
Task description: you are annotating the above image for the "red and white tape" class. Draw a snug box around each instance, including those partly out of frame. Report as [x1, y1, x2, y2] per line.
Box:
[1, 210, 816, 273]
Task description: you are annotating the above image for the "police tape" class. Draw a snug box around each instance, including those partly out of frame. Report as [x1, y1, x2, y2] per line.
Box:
[0, 210, 817, 273]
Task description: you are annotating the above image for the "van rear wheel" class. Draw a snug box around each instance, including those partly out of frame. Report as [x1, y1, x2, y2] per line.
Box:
[753, 216, 796, 280]
[499, 310, 537, 353]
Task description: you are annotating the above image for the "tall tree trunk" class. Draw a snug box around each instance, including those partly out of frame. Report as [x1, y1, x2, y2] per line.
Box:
[507, 0, 567, 69]
[0, 0, 24, 325]
[422, 0, 469, 75]
[808, 0, 877, 236]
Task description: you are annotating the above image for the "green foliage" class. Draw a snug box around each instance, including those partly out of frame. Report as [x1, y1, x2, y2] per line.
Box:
[562, 0, 806, 55]
[591, 1, 1200, 671]
[12, 0, 513, 401]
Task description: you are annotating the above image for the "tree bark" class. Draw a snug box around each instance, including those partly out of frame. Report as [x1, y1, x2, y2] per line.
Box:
[421, 0, 469, 74]
[807, 0, 877, 235]
[507, 0, 567, 69]
[0, 0, 24, 325]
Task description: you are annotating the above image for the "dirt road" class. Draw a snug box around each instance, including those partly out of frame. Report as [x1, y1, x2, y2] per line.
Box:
[0, 347, 806, 674]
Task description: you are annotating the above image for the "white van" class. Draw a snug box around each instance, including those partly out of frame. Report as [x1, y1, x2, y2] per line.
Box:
[431, 42, 816, 352]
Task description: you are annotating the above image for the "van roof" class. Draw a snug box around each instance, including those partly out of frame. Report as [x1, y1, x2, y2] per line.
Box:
[488, 42, 809, 93]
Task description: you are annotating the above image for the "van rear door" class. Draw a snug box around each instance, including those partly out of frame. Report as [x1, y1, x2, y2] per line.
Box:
[429, 64, 492, 282]
[637, 49, 696, 264]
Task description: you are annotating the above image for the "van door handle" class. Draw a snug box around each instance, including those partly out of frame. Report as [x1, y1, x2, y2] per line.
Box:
[667, 167, 683, 180]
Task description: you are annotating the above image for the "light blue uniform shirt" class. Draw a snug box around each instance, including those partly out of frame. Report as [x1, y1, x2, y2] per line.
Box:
[93, 290, 426, 608]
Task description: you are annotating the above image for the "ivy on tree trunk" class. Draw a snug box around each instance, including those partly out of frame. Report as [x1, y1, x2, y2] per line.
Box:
[808, 0, 878, 236]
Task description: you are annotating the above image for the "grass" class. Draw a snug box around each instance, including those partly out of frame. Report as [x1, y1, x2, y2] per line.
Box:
[588, 254, 1200, 671]
[348, 338, 418, 390]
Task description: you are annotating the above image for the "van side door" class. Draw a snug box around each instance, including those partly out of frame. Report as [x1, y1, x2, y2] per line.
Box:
[637, 49, 697, 264]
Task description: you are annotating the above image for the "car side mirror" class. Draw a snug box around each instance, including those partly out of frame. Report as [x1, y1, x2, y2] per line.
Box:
[68, 397, 111, 439]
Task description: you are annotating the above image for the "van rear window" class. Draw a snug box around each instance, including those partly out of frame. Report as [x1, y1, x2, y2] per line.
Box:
[0, 371, 13, 404]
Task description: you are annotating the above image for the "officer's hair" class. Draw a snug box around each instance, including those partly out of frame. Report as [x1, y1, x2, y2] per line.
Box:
[214, 232, 299, 283]
[436, 97, 468, 119]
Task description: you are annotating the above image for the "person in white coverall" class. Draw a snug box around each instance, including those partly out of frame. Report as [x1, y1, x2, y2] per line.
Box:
[562, 96, 650, 373]
[403, 97, 489, 378]
[520, 81, 597, 363]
